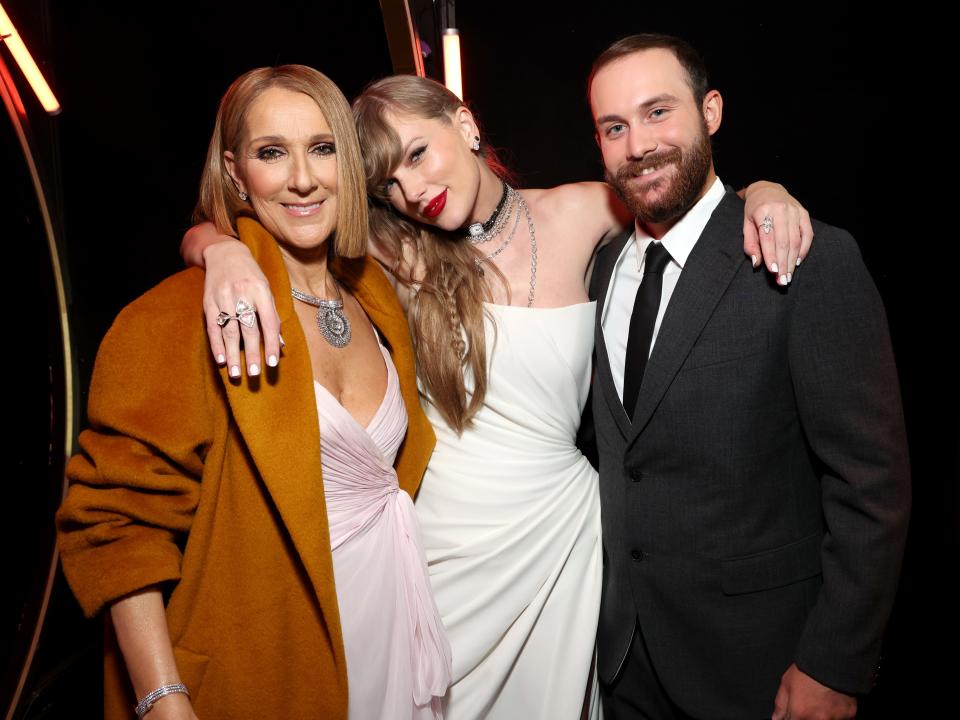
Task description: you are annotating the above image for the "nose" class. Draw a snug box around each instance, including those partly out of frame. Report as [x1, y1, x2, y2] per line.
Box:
[396, 173, 426, 206]
[288, 152, 318, 195]
[626, 126, 658, 162]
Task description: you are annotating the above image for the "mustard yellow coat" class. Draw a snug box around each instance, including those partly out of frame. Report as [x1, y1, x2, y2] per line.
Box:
[56, 218, 435, 719]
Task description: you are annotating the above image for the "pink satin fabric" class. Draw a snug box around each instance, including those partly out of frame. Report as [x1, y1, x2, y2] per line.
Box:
[315, 342, 451, 719]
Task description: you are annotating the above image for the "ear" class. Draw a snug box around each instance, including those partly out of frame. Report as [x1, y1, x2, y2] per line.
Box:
[452, 105, 479, 147]
[702, 89, 723, 136]
[223, 150, 247, 196]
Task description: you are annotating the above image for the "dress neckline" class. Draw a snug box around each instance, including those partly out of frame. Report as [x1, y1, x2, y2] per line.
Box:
[483, 300, 596, 312]
[313, 340, 395, 433]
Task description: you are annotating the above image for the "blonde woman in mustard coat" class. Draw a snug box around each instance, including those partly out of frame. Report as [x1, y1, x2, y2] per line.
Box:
[56, 66, 449, 720]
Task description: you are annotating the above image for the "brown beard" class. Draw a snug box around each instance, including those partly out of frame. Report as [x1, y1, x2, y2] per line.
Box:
[606, 121, 713, 225]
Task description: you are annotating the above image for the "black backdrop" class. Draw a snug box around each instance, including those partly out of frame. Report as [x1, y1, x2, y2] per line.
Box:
[3, 1, 955, 717]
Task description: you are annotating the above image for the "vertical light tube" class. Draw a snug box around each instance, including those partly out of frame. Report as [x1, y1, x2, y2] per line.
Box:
[443, 28, 462, 101]
[0, 3, 61, 114]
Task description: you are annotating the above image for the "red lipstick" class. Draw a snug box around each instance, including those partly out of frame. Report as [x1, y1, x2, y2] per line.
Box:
[422, 189, 447, 218]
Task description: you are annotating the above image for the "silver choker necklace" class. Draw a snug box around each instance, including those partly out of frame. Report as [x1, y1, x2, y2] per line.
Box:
[291, 282, 352, 348]
[474, 192, 538, 308]
[465, 183, 514, 244]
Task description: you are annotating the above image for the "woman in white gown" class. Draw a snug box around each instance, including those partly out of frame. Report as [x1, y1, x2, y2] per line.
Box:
[416, 301, 600, 718]
[184, 74, 810, 718]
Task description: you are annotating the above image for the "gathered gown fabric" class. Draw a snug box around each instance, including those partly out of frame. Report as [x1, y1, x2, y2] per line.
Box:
[315, 341, 452, 720]
[416, 302, 603, 719]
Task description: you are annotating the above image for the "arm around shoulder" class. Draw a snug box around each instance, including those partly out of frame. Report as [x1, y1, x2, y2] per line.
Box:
[540, 182, 633, 247]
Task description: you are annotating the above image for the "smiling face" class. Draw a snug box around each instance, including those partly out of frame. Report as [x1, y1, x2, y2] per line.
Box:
[590, 48, 721, 226]
[224, 86, 339, 252]
[380, 109, 484, 232]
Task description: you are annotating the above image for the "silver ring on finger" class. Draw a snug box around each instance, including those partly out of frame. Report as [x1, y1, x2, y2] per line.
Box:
[216, 311, 235, 328]
[761, 215, 774, 234]
[235, 298, 257, 328]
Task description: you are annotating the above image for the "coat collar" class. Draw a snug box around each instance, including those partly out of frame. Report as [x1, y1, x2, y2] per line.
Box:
[222, 218, 434, 640]
[593, 228, 635, 439]
[591, 191, 748, 443]
[625, 190, 748, 447]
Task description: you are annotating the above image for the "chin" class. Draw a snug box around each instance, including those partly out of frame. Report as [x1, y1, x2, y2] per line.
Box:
[420, 212, 461, 234]
[286, 225, 336, 249]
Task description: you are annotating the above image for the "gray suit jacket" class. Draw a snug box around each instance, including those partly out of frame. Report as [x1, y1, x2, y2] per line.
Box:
[591, 190, 910, 718]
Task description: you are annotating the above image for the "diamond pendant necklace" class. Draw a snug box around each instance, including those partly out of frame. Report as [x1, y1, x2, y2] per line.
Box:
[291, 280, 352, 348]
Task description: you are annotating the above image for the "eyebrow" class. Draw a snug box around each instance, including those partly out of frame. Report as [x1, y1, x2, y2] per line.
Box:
[595, 94, 681, 126]
[248, 133, 336, 145]
[401, 136, 425, 157]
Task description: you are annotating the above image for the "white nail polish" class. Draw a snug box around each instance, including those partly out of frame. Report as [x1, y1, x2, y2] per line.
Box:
[230, 365, 240, 378]
[216, 354, 225, 364]
[249, 364, 260, 376]
[796, 256, 803, 267]
[779, 274, 787, 286]
[771, 263, 779, 274]
[787, 273, 793, 283]
[751, 255, 759, 268]
[267, 355, 278, 367]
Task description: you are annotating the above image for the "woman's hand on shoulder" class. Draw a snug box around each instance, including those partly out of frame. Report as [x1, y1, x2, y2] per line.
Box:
[201, 239, 281, 379]
[740, 181, 814, 286]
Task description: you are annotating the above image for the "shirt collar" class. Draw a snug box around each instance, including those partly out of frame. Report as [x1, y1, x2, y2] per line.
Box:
[632, 176, 726, 271]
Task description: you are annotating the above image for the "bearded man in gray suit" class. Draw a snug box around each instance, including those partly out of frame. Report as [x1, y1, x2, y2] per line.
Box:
[588, 34, 910, 720]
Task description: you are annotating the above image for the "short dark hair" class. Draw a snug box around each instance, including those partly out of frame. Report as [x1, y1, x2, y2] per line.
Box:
[588, 33, 710, 104]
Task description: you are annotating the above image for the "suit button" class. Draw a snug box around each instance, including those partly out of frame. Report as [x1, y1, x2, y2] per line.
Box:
[631, 549, 645, 561]
[629, 468, 645, 482]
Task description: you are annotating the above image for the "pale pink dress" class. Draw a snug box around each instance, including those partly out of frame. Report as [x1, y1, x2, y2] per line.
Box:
[314, 340, 451, 720]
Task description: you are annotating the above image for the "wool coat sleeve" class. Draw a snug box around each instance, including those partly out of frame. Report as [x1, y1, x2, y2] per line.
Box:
[57, 269, 217, 617]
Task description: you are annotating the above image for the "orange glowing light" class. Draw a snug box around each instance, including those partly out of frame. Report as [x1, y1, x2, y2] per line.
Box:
[443, 28, 463, 101]
[0, 3, 61, 114]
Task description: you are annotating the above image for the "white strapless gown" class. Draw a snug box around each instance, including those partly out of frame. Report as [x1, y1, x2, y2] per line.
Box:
[416, 302, 602, 719]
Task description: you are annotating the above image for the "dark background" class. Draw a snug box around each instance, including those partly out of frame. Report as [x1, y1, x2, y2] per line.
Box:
[3, 0, 955, 717]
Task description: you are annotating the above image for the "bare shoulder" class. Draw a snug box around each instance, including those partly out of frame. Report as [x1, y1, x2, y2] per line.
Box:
[520, 182, 629, 249]
[522, 182, 614, 215]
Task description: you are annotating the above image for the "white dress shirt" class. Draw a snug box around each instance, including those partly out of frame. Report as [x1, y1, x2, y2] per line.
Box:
[601, 177, 727, 401]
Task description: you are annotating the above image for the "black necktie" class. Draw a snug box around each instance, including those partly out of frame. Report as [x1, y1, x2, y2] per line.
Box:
[622, 242, 672, 420]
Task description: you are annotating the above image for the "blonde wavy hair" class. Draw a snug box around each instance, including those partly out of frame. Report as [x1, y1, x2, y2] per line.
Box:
[196, 64, 367, 258]
[354, 75, 514, 433]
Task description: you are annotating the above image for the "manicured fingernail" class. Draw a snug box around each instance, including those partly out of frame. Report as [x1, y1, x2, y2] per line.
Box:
[796, 256, 803, 267]
[786, 272, 793, 283]
[779, 274, 788, 286]
[771, 263, 779, 274]
[216, 353, 226, 364]
[267, 354, 278, 367]
[229, 365, 241, 378]
[249, 363, 260, 376]
[751, 254, 759, 268]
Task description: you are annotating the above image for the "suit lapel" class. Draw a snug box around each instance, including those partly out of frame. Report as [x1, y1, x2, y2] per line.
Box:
[592, 228, 634, 439]
[626, 191, 748, 448]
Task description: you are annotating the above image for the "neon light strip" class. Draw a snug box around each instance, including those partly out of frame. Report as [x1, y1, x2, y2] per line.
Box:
[0, 3, 61, 114]
[443, 29, 463, 101]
